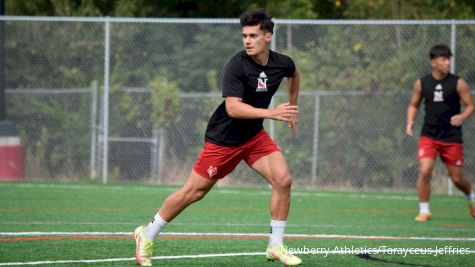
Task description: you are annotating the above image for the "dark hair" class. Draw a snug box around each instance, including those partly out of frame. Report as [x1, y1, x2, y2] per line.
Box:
[429, 44, 452, 59]
[240, 9, 274, 33]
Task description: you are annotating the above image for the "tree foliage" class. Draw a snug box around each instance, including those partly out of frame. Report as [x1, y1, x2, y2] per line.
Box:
[5, 0, 475, 19]
[344, 0, 475, 19]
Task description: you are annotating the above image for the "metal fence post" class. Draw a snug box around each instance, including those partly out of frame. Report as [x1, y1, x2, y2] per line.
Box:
[450, 19, 457, 74]
[89, 80, 98, 179]
[101, 18, 111, 184]
[157, 127, 165, 183]
[150, 127, 158, 181]
[311, 93, 320, 187]
[447, 19, 457, 196]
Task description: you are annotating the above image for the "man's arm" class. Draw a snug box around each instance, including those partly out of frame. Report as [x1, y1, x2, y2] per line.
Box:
[225, 97, 298, 121]
[406, 79, 422, 136]
[451, 79, 474, 126]
[287, 66, 300, 106]
[286, 66, 300, 135]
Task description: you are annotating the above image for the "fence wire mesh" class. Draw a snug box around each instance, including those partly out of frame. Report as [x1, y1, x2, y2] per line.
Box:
[3, 17, 475, 193]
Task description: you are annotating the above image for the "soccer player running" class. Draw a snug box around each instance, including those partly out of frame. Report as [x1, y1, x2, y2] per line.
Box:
[406, 44, 475, 221]
[134, 9, 302, 266]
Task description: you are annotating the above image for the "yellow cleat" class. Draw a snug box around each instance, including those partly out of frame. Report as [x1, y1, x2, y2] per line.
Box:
[134, 226, 154, 266]
[266, 243, 302, 266]
[415, 213, 431, 222]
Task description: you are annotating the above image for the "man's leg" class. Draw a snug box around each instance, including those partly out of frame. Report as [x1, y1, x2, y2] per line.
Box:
[251, 151, 291, 221]
[251, 151, 301, 266]
[156, 170, 217, 222]
[135, 170, 216, 266]
[446, 165, 475, 218]
[416, 157, 435, 221]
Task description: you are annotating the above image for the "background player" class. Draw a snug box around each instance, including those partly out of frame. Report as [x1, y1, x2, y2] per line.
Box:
[406, 44, 475, 221]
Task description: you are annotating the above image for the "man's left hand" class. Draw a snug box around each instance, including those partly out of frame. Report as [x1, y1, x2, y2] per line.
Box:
[450, 114, 466, 126]
[288, 115, 299, 137]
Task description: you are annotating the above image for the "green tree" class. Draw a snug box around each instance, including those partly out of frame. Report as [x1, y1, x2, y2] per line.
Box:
[5, 0, 249, 18]
[344, 0, 475, 19]
[5, 0, 475, 19]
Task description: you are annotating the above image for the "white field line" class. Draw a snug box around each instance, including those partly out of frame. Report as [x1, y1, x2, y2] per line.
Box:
[0, 249, 474, 266]
[1, 231, 475, 242]
[0, 221, 472, 232]
[219, 190, 421, 201]
[0, 221, 473, 233]
[0, 252, 264, 266]
[0, 183, 428, 201]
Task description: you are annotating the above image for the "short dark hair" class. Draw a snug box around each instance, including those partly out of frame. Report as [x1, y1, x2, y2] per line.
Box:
[429, 44, 452, 59]
[240, 9, 274, 33]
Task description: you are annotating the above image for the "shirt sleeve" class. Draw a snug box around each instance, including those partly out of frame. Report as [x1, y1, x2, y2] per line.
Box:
[284, 56, 296, 77]
[222, 58, 245, 98]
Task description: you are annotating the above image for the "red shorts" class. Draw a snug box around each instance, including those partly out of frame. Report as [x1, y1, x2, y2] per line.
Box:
[193, 130, 280, 180]
[418, 136, 464, 166]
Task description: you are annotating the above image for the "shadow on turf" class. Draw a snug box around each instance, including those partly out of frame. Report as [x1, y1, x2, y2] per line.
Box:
[356, 254, 438, 267]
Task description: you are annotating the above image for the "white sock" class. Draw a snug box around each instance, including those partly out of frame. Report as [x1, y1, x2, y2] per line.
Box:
[419, 202, 430, 214]
[144, 212, 168, 240]
[466, 192, 475, 202]
[268, 220, 286, 248]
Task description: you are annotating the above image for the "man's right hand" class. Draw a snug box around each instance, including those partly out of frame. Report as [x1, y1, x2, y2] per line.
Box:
[267, 103, 298, 122]
[406, 122, 414, 136]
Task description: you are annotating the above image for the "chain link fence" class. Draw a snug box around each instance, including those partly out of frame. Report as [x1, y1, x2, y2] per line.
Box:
[3, 17, 475, 193]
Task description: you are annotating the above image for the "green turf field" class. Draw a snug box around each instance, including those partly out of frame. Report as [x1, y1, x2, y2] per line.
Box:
[0, 182, 474, 266]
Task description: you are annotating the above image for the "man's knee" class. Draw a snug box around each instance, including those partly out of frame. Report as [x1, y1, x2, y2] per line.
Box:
[186, 189, 208, 203]
[418, 168, 433, 181]
[273, 174, 292, 190]
[447, 166, 465, 184]
[177, 185, 208, 204]
[450, 174, 464, 184]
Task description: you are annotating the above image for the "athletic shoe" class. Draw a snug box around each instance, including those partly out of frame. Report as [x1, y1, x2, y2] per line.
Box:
[469, 201, 475, 218]
[134, 226, 153, 266]
[414, 213, 431, 221]
[266, 243, 302, 266]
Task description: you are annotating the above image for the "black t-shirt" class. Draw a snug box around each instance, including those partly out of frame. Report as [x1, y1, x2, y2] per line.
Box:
[205, 50, 296, 146]
[420, 73, 462, 143]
